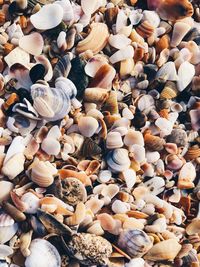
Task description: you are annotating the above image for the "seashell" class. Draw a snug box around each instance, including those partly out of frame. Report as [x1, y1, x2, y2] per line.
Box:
[86, 220, 104, 236]
[102, 91, 119, 115]
[120, 58, 134, 78]
[171, 22, 191, 47]
[108, 34, 131, 50]
[76, 23, 109, 55]
[125, 258, 145, 267]
[106, 132, 123, 149]
[81, 0, 99, 16]
[84, 55, 108, 78]
[35, 55, 53, 82]
[84, 88, 109, 105]
[98, 170, 112, 183]
[31, 83, 71, 121]
[144, 239, 181, 261]
[25, 239, 61, 267]
[55, 0, 74, 24]
[2, 201, 26, 222]
[186, 219, 200, 235]
[97, 213, 116, 232]
[166, 128, 188, 147]
[85, 197, 104, 214]
[0, 181, 13, 203]
[101, 184, 119, 199]
[185, 145, 200, 160]
[142, 10, 160, 28]
[59, 169, 91, 186]
[156, 62, 178, 81]
[137, 95, 155, 113]
[0, 244, 13, 258]
[4, 47, 30, 69]
[116, 10, 127, 33]
[0, 223, 18, 244]
[61, 178, 87, 206]
[157, 0, 194, 21]
[62, 233, 112, 265]
[89, 64, 116, 89]
[124, 129, 144, 147]
[136, 21, 155, 38]
[80, 137, 102, 158]
[55, 77, 77, 99]
[123, 218, 144, 230]
[41, 137, 60, 156]
[129, 144, 146, 164]
[157, 48, 170, 67]
[78, 116, 99, 137]
[161, 81, 178, 99]
[190, 108, 200, 131]
[30, 158, 57, 187]
[19, 33, 44, 56]
[0, 213, 14, 227]
[177, 162, 196, 189]
[30, 4, 64, 30]
[144, 176, 165, 195]
[109, 46, 134, 65]
[177, 61, 195, 92]
[119, 169, 136, 189]
[2, 152, 25, 180]
[21, 192, 40, 214]
[111, 200, 130, 214]
[53, 54, 71, 80]
[20, 230, 33, 257]
[107, 148, 131, 173]
[118, 229, 153, 258]
[156, 35, 170, 54]
[65, 202, 86, 226]
[144, 133, 165, 151]
[192, 76, 200, 94]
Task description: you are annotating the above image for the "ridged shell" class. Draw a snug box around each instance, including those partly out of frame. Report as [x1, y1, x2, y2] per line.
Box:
[136, 21, 155, 38]
[185, 145, 200, 160]
[106, 132, 123, 149]
[160, 81, 178, 99]
[107, 148, 131, 173]
[31, 83, 71, 121]
[144, 133, 165, 151]
[118, 229, 153, 258]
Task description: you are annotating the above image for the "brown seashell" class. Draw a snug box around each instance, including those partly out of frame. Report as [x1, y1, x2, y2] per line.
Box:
[0, 11, 5, 26]
[85, 160, 100, 176]
[185, 145, 200, 160]
[105, 7, 118, 27]
[130, 29, 144, 45]
[80, 137, 102, 158]
[104, 113, 121, 128]
[2, 201, 26, 222]
[186, 219, 200, 235]
[144, 133, 165, 151]
[134, 47, 145, 62]
[136, 21, 155, 39]
[144, 239, 181, 261]
[102, 91, 119, 115]
[156, 35, 170, 54]
[84, 88, 109, 105]
[157, 0, 194, 21]
[160, 81, 178, 99]
[177, 162, 196, 189]
[126, 210, 148, 219]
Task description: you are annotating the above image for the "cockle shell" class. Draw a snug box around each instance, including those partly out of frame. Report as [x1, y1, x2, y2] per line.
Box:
[177, 162, 196, 189]
[76, 23, 109, 54]
[19, 33, 44, 56]
[144, 133, 165, 151]
[177, 61, 195, 92]
[31, 83, 71, 121]
[30, 4, 64, 30]
[171, 22, 191, 47]
[136, 21, 155, 38]
[144, 239, 181, 261]
[30, 158, 57, 187]
[25, 239, 61, 267]
[118, 229, 153, 258]
[107, 148, 131, 173]
[78, 116, 99, 137]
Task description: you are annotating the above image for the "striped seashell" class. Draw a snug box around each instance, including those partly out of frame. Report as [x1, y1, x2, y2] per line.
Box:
[136, 21, 155, 38]
[144, 132, 165, 151]
[160, 81, 178, 99]
[185, 145, 200, 160]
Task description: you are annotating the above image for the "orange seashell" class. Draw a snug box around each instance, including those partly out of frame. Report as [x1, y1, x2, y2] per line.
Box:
[0, 11, 5, 26]
[136, 21, 155, 39]
[130, 29, 144, 44]
[4, 42, 15, 55]
[134, 47, 145, 62]
[58, 169, 91, 186]
[161, 81, 178, 99]
[97, 213, 116, 232]
[144, 133, 165, 151]
[185, 145, 200, 160]
[85, 160, 101, 176]
[126, 210, 148, 219]
[157, 0, 194, 21]
[156, 35, 170, 54]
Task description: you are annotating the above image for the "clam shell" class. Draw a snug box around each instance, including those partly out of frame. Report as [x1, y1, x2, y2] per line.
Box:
[109, 46, 134, 65]
[0, 213, 14, 227]
[30, 4, 64, 30]
[78, 116, 99, 138]
[64, 202, 86, 226]
[0, 223, 18, 244]
[143, 176, 165, 195]
[35, 55, 53, 82]
[142, 10, 160, 28]
[177, 61, 195, 92]
[171, 22, 191, 47]
[84, 55, 108, 78]
[21, 192, 40, 214]
[41, 137, 60, 156]
[107, 148, 131, 173]
[0, 244, 13, 258]
[81, 0, 99, 16]
[144, 133, 165, 151]
[118, 229, 153, 258]
[2, 153, 25, 180]
[55, 0, 74, 24]
[25, 239, 61, 267]
[106, 132, 123, 149]
[4, 47, 30, 68]
[84, 88, 109, 105]
[119, 169, 136, 189]
[108, 34, 131, 50]
[0, 181, 13, 203]
[144, 239, 181, 261]
[124, 130, 144, 147]
[19, 33, 44, 56]
[156, 62, 178, 81]
[53, 54, 71, 80]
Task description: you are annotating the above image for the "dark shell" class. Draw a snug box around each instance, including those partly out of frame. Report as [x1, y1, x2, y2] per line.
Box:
[53, 55, 72, 80]
[184, 27, 200, 45]
[131, 111, 147, 128]
[29, 64, 46, 84]
[143, 64, 158, 82]
[47, 177, 63, 199]
[80, 137, 102, 158]
[30, 215, 47, 236]
[166, 129, 188, 146]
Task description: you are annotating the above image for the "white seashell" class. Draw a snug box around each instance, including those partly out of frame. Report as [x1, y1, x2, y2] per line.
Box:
[178, 162, 196, 189]
[124, 129, 144, 147]
[111, 200, 130, 214]
[55, 77, 77, 99]
[30, 4, 64, 30]
[109, 45, 134, 64]
[78, 116, 99, 137]
[0, 223, 18, 244]
[108, 34, 131, 50]
[55, 0, 74, 23]
[156, 62, 178, 81]
[146, 151, 160, 163]
[35, 55, 53, 82]
[4, 47, 30, 68]
[144, 177, 165, 195]
[137, 95, 154, 113]
[122, 108, 134, 120]
[106, 132, 123, 149]
[0, 181, 14, 203]
[84, 56, 107, 77]
[120, 168, 136, 189]
[81, 0, 99, 16]
[25, 239, 61, 267]
[145, 217, 167, 233]
[129, 144, 146, 163]
[157, 48, 170, 67]
[19, 33, 44, 56]
[101, 184, 119, 199]
[171, 22, 191, 48]
[97, 170, 112, 183]
[177, 61, 195, 92]
[21, 192, 40, 214]
[116, 10, 127, 33]
[0, 213, 14, 227]
[129, 10, 143, 26]
[155, 118, 173, 137]
[142, 11, 160, 28]
[125, 258, 145, 267]
[0, 244, 13, 258]
[41, 138, 61, 156]
[47, 125, 61, 140]
[107, 148, 131, 173]
[2, 153, 25, 180]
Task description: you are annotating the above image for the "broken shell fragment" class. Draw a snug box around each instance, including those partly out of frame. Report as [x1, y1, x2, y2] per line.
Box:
[177, 162, 196, 189]
[19, 33, 44, 56]
[171, 22, 191, 47]
[186, 219, 200, 235]
[109, 45, 134, 64]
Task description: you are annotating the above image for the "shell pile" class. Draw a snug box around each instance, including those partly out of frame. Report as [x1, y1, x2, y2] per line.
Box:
[0, 0, 199, 266]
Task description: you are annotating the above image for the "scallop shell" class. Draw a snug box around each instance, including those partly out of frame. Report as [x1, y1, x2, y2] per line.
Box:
[25, 239, 61, 267]
[185, 145, 200, 160]
[177, 61, 195, 92]
[30, 4, 64, 30]
[106, 132, 123, 149]
[19, 32, 44, 56]
[144, 239, 181, 261]
[30, 158, 57, 187]
[171, 22, 191, 47]
[107, 148, 131, 173]
[186, 219, 200, 235]
[78, 116, 99, 138]
[136, 21, 155, 38]
[62, 233, 112, 265]
[76, 23, 109, 55]
[177, 162, 196, 189]
[31, 83, 71, 121]
[160, 81, 178, 99]
[117, 229, 153, 258]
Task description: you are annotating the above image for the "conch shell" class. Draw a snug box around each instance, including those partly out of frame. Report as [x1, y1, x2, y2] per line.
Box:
[76, 23, 109, 55]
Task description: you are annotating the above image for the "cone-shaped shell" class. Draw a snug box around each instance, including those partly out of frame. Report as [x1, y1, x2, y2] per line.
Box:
[144, 239, 181, 261]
